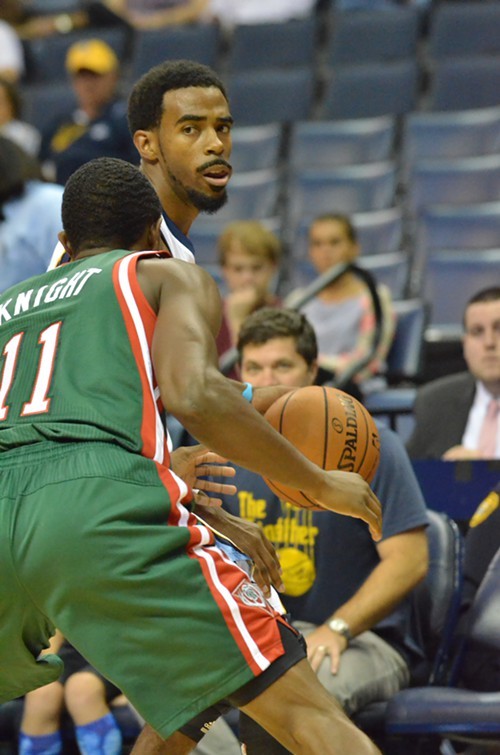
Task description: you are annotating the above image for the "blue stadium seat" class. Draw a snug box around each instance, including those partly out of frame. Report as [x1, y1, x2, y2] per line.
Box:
[419, 201, 500, 252]
[407, 154, 500, 215]
[324, 6, 419, 65]
[402, 106, 500, 162]
[428, 56, 500, 112]
[197, 168, 281, 225]
[229, 123, 283, 173]
[424, 250, 500, 327]
[289, 116, 395, 170]
[358, 252, 410, 301]
[189, 215, 282, 266]
[227, 67, 315, 126]
[129, 23, 220, 80]
[385, 547, 500, 754]
[427, 2, 500, 59]
[22, 82, 77, 132]
[289, 161, 397, 221]
[319, 60, 419, 119]
[225, 17, 317, 72]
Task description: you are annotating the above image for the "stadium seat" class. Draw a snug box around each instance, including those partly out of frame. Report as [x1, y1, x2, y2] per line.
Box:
[129, 23, 220, 80]
[324, 6, 419, 65]
[227, 68, 315, 126]
[385, 547, 500, 754]
[289, 161, 397, 221]
[428, 55, 500, 112]
[419, 201, 500, 252]
[229, 123, 283, 173]
[22, 82, 77, 132]
[196, 168, 281, 225]
[427, 2, 500, 60]
[319, 60, 419, 120]
[23, 26, 130, 84]
[225, 17, 317, 72]
[358, 252, 410, 301]
[353, 510, 464, 746]
[407, 154, 500, 215]
[402, 106, 500, 162]
[289, 116, 395, 170]
[424, 250, 500, 327]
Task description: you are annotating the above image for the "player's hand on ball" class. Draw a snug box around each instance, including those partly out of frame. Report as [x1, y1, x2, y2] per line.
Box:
[317, 470, 382, 542]
[170, 444, 237, 506]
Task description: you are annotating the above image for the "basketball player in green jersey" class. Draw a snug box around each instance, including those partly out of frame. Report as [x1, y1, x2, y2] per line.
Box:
[0, 158, 382, 755]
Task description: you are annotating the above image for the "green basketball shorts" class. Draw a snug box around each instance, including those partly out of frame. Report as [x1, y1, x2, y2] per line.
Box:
[0, 442, 289, 737]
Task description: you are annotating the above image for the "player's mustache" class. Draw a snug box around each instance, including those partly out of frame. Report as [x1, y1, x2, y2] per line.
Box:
[197, 158, 232, 173]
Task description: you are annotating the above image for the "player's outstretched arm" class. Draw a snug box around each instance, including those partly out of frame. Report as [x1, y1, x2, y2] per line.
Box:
[138, 258, 382, 541]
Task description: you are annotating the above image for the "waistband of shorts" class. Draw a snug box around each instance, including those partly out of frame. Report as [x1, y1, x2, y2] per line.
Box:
[0, 441, 128, 469]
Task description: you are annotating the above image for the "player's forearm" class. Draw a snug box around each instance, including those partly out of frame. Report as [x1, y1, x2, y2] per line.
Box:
[166, 368, 328, 500]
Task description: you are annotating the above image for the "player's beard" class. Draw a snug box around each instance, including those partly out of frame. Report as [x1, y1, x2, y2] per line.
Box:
[186, 185, 228, 214]
[167, 167, 228, 214]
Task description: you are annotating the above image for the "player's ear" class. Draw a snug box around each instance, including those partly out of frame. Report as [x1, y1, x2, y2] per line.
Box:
[58, 230, 75, 259]
[148, 217, 163, 250]
[133, 129, 159, 161]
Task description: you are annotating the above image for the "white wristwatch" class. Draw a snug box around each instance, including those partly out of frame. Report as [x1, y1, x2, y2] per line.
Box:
[328, 617, 352, 643]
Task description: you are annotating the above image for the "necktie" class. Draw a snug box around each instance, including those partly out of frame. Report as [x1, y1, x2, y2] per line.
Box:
[478, 399, 499, 458]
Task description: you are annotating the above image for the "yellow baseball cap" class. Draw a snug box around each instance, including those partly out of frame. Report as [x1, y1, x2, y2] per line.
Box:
[66, 39, 119, 75]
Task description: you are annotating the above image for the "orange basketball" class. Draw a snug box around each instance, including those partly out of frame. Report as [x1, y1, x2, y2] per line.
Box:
[263, 385, 380, 510]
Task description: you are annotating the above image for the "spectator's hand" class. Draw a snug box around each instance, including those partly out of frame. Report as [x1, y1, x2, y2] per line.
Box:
[306, 624, 348, 675]
[193, 500, 284, 597]
[170, 444, 236, 506]
[442, 445, 483, 461]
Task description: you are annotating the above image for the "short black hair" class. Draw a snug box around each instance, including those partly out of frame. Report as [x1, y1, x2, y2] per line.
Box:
[62, 158, 161, 254]
[128, 59, 228, 135]
[237, 308, 318, 366]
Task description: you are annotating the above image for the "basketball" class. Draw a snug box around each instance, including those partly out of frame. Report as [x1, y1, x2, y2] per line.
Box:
[263, 385, 380, 510]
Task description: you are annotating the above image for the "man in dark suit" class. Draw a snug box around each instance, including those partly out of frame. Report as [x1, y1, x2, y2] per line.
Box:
[407, 286, 500, 460]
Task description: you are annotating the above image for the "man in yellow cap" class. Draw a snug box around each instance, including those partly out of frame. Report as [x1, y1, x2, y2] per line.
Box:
[39, 38, 137, 184]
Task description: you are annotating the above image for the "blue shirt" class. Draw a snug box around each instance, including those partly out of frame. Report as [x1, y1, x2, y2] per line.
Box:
[0, 181, 64, 294]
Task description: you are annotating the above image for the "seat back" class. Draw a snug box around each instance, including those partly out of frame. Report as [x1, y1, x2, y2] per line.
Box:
[129, 23, 220, 80]
[320, 60, 419, 120]
[428, 55, 500, 112]
[290, 161, 397, 220]
[424, 250, 500, 327]
[289, 116, 395, 170]
[325, 7, 419, 65]
[229, 123, 283, 173]
[408, 154, 500, 215]
[382, 298, 427, 382]
[419, 201, 500, 252]
[428, 2, 500, 59]
[402, 107, 500, 162]
[209, 168, 281, 223]
[415, 510, 464, 683]
[227, 67, 315, 126]
[226, 17, 317, 72]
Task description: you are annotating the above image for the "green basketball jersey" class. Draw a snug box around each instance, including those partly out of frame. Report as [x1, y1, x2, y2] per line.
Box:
[0, 250, 169, 463]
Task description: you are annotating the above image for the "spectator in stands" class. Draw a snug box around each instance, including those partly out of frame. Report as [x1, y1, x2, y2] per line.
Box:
[20, 631, 137, 755]
[97, 0, 210, 30]
[296, 213, 395, 391]
[39, 38, 137, 184]
[196, 306, 428, 753]
[407, 286, 500, 460]
[0, 3, 25, 82]
[208, 0, 317, 29]
[217, 220, 282, 356]
[0, 136, 63, 293]
[0, 76, 40, 156]
[1, 0, 88, 40]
